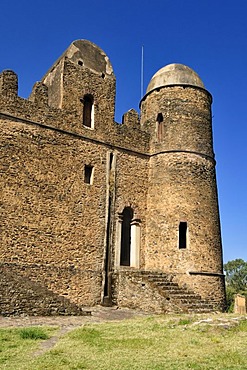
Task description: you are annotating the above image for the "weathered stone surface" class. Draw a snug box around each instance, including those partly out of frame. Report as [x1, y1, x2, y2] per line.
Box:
[0, 40, 225, 315]
[146, 63, 205, 93]
[234, 294, 246, 314]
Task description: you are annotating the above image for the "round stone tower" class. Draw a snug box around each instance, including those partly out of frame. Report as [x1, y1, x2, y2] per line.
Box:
[140, 64, 225, 309]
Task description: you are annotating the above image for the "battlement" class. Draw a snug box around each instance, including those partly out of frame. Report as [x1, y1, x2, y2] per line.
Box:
[0, 43, 150, 155]
[0, 70, 18, 98]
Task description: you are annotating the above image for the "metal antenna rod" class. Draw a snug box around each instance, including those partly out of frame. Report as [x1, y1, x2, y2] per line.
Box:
[141, 45, 144, 99]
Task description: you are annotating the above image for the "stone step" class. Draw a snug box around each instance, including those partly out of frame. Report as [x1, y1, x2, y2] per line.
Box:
[147, 276, 173, 280]
[151, 281, 178, 287]
[183, 302, 214, 309]
[158, 287, 197, 295]
[137, 270, 169, 276]
[187, 307, 214, 313]
[134, 270, 215, 313]
[146, 276, 173, 282]
[161, 289, 198, 296]
[139, 272, 173, 280]
[168, 296, 203, 303]
[175, 296, 204, 303]
[190, 300, 214, 307]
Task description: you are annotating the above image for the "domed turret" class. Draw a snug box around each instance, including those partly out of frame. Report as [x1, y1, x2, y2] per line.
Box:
[141, 62, 224, 309]
[140, 63, 212, 157]
[146, 63, 204, 95]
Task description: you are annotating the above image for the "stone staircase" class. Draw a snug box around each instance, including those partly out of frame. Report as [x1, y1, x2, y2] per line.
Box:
[138, 271, 215, 313]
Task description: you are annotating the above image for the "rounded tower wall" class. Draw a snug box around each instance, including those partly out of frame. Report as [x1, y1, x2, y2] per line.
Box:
[140, 63, 225, 308]
[141, 86, 213, 157]
[145, 152, 223, 274]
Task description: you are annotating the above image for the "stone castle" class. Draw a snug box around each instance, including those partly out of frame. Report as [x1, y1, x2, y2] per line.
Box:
[0, 40, 226, 315]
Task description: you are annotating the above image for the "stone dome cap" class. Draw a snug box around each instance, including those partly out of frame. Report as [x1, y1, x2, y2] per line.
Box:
[43, 39, 114, 80]
[65, 39, 114, 76]
[146, 63, 205, 93]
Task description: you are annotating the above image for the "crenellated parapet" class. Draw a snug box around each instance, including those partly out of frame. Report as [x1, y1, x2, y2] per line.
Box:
[0, 70, 18, 99]
[29, 82, 49, 107]
[0, 40, 150, 154]
[122, 109, 140, 126]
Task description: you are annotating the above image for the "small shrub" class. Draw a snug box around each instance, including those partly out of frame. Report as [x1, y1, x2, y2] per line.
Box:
[19, 327, 49, 340]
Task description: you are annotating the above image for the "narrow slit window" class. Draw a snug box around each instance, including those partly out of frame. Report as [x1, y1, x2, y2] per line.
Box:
[179, 221, 187, 249]
[109, 153, 114, 170]
[156, 113, 164, 141]
[82, 94, 94, 128]
[84, 165, 94, 184]
[120, 207, 134, 266]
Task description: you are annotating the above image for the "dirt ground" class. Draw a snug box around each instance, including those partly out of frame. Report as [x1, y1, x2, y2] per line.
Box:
[0, 306, 149, 329]
[1, 307, 246, 330]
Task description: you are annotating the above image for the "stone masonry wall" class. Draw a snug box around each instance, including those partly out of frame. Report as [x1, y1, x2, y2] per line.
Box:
[140, 86, 213, 157]
[0, 41, 225, 314]
[0, 66, 150, 314]
[0, 116, 109, 308]
[173, 273, 226, 310]
[112, 151, 149, 269]
[112, 271, 167, 313]
[145, 152, 223, 274]
[141, 84, 224, 307]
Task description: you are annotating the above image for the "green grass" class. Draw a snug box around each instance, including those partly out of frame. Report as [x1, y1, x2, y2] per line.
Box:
[0, 315, 246, 370]
[0, 326, 57, 369]
[19, 327, 50, 340]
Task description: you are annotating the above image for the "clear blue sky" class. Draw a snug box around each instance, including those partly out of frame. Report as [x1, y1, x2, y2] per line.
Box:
[1, 0, 246, 263]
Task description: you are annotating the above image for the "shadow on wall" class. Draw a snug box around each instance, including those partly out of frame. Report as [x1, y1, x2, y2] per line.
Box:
[0, 264, 90, 316]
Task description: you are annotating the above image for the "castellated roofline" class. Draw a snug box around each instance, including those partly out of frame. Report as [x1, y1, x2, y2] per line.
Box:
[0, 69, 18, 98]
[0, 40, 116, 106]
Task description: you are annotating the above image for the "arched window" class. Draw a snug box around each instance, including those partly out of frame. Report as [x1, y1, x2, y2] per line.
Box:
[120, 207, 134, 266]
[82, 94, 94, 128]
[156, 112, 163, 141]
